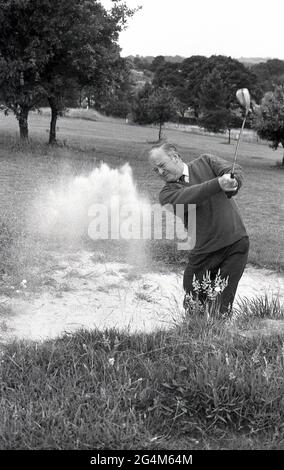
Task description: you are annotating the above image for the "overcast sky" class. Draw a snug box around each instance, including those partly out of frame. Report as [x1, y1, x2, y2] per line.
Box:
[101, 0, 284, 60]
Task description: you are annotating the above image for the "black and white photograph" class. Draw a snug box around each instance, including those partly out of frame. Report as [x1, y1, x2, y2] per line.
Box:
[0, 0, 283, 457]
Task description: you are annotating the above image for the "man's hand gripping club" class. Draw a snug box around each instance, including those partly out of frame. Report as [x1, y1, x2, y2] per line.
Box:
[218, 173, 238, 193]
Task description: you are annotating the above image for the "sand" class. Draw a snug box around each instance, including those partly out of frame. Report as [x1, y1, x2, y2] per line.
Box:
[0, 250, 283, 344]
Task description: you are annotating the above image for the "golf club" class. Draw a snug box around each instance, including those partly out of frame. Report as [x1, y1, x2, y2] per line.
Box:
[231, 88, 251, 177]
[226, 88, 250, 199]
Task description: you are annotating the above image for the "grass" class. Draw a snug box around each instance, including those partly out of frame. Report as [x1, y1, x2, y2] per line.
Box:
[0, 110, 283, 270]
[0, 299, 284, 450]
[235, 294, 284, 321]
[0, 111, 283, 450]
[39, 106, 122, 123]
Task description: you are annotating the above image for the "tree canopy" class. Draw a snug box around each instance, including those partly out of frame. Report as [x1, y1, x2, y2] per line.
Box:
[150, 55, 261, 124]
[132, 84, 178, 140]
[254, 85, 284, 165]
[251, 59, 284, 93]
[198, 69, 230, 134]
[0, 0, 135, 141]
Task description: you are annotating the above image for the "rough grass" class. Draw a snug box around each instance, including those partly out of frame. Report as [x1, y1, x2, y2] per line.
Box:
[0, 298, 284, 450]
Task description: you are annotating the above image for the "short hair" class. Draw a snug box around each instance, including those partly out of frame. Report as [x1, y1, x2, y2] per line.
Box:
[148, 142, 179, 160]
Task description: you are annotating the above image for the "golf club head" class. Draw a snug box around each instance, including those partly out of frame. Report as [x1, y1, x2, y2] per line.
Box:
[236, 88, 251, 112]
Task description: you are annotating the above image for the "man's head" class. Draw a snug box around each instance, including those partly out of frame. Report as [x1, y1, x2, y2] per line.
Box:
[148, 143, 184, 182]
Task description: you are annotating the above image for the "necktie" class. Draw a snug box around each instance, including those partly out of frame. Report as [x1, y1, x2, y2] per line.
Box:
[179, 175, 189, 183]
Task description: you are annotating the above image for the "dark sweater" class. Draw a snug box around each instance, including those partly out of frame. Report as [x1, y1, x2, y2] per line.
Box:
[159, 154, 247, 254]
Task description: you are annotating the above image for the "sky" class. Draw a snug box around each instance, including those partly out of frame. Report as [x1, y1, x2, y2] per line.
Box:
[101, 0, 284, 60]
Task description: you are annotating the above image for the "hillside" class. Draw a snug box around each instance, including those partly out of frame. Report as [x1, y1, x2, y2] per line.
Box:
[126, 55, 272, 67]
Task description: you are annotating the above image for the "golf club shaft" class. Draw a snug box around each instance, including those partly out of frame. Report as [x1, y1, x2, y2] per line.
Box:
[231, 110, 248, 178]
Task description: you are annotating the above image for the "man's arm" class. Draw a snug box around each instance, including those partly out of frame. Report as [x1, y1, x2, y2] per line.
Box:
[204, 154, 243, 193]
[159, 178, 222, 206]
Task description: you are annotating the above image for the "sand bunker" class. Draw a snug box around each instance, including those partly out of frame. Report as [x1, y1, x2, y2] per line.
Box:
[0, 250, 283, 344]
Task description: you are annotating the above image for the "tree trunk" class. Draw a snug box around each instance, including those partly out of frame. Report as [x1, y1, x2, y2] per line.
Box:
[228, 128, 231, 144]
[18, 106, 29, 141]
[282, 153, 284, 167]
[158, 121, 163, 140]
[48, 98, 58, 144]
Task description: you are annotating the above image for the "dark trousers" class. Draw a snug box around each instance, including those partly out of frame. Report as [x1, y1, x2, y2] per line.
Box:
[183, 236, 249, 313]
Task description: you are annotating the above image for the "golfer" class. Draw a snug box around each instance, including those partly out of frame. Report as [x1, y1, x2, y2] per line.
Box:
[149, 142, 249, 314]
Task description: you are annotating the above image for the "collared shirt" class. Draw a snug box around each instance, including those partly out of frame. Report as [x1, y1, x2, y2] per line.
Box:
[182, 163, 189, 183]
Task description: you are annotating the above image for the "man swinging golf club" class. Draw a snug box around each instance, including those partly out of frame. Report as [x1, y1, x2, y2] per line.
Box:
[148, 89, 250, 314]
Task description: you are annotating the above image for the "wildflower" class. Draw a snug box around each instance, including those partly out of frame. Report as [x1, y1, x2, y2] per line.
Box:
[20, 280, 27, 289]
[192, 274, 201, 293]
[184, 269, 229, 318]
[108, 357, 115, 366]
[229, 372, 236, 381]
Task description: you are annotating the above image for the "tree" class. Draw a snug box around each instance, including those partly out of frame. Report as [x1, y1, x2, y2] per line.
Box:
[0, 0, 135, 142]
[183, 55, 261, 120]
[41, 0, 135, 143]
[152, 61, 181, 88]
[196, 56, 262, 141]
[0, 0, 49, 139]
[151, 55, 166, 72]
[179, 55, 208, 119]
[132, 85, 178, 139]
[131, 82, 153, 124]
[152, 58, 202, 120]
[251, 59, 284, 93]
[152, 60, 196, 121]
[87, 57, 134, 119]
[151, 54, 262, 127]
[204, 55, 262, 103]
[147, 87, 178, 139]
[198, 70, 231, 134]
[254, 86, 284, 166]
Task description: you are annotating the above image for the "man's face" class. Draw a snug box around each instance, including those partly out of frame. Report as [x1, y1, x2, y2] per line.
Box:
[149, 147, 184, 182]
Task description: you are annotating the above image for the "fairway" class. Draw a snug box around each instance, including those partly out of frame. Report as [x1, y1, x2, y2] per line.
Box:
[1, 111, 283, 270]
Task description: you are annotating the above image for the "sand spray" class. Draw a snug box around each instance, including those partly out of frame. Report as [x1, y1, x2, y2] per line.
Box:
[28, 162, 154, 266]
